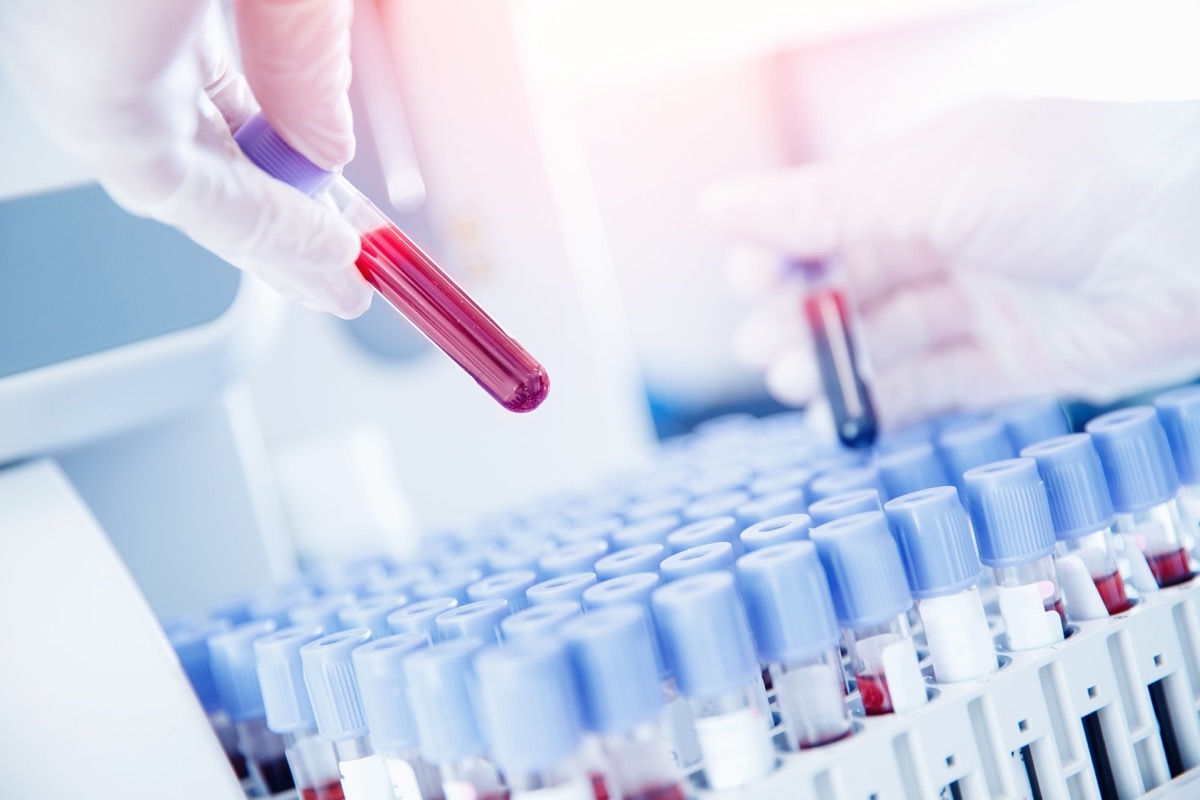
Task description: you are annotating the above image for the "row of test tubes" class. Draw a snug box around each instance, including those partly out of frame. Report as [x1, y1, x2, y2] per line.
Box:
[165, 386, 1200, 799]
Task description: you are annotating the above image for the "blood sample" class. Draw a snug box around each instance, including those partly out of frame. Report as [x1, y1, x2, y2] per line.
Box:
[807, 489, 883, 527]
[302, 782, 347, 800]
[234, 112, 548, 413]
[1023, 434, 1132, 616]
[810, 513, 927, 716]
[737, 541, 853, 748]
[884, 488, 998, 683]
[1087, 407, 1194, 589]
[740, 514, 812, 553]
[963, 460, 1067, 649]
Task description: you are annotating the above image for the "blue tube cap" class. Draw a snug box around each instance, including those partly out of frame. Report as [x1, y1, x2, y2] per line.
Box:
[208, 619, 277, 722]
[625, 494, 689, 522]
[336, 596, 408, 640]
[611, 515, 680, 549]
[351, 632, 429, 751]
[808, 466, 886, 503]
[300, 628, 373, 741]
[248, 586, 316, 626]
[234, 112, 338, 195]
[962, 458, 1056, 567]
[582, 573, 668, 680]
[686, 467, 753, 497]
[555, 517, 623, 546]
[877, 443, 951, 499]
[808, 489, 883, 526]
[500, 602, 582, 642]
[466, 569, 538, 612]
[288, 593, 355, 635]
[1021, 434, 1116, 540]
[412, 569, 484, 605]
[562, 606, 665, 736]
[659, 542, 736, 582]
[749, 467, 814, 498]
[884, 487, 981, 598]
[810, 511, 913, 628]
[594, 544, 666, 580]
[485, 541, 552, 574]
[538, 540, 610, 578]
[938, 419, 1017, 491]
[998, 397, 1070, 451]
[741, 514, 812, 552]
[169, 620, 230, 714]
[1157, 386, 1200, 485]
[403, 637, 487, 764]
[682, 491, 753, 524]
[734, 489, 806, 529]
[472, 638, 585, 774]
[736, 541, 840, 663]
[435, 599, 510, 643]
[253, 625, 323, 733]
[387, 597, 458, 642]
[527, 573, 598, 607]
[651, 572, 758, 699]
[665, 516, 740, 555]
[1086, 407, 1180, 514]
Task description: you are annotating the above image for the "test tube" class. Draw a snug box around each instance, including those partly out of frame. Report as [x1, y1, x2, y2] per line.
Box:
[749, 467, 814, 498]
[937, 419, 1016, 494]
[337, 596, 409, 640]
[884, 488, 998, 682]
[797, 264, 878, 449]
[473, 639, 611, 800]
[686, 466, 753, 498]
[625, 495, 690, 524]
[538, 540, 610, 579]
[962, 459, 1067, 649]
[736, 542, 852, 749]
[253, 626, 343, 800]
[665, 517, 741, 556]
[652, 572, 776, 790]
[301, 629, 396, 800]
[466, 570, 538, 612]
[1156, 386, 1200, 544]
[1087, 407, 1194, 588]
[208, 620, 296, 795]
[250, 586, 317, 627]
[681, 492, 753, 525]
[435, 599, 510, 643]
[734, 489, 807, 529]
[485, 540, 554, 574]
[740, 514, 813, 553]
[387, 597, 459, 642]
[500, 602, 583, 641]
[877, 443, 951, 500]
[352, 633, 444, 800]
[810, 512, 927, 715]
[562, 607, 687, 800]
[807, 489, 884, 526]
[997, 397, 1071, 451]
[412, 569, 483, 605]
[234, 113, 548, 413]
[595, 544, 668, 580]
[527, 573, 599, 607]
[289, 594, 356, 635]
[555, 517, 624, 546]
[403, 638, 509, 800]
[611, 516, 683, 550]
[659, 542, 736, 583]
[1023, 434, 1131, 616]
[807, 466, 887, 504]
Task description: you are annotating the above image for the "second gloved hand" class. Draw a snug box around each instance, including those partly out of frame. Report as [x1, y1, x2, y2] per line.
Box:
[703, 98, 1200, 428]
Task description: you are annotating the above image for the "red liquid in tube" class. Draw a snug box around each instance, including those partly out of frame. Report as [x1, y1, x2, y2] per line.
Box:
[301, 782, 346, 800]
[622, 784, 688, 800]
[1147, 548, 1193, 588]
[1093, 571, 1132, 615]
[855, 672, 893, 716]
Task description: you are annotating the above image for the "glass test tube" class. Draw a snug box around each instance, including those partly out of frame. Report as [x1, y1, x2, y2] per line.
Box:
[1157, 386, 1200, 549]
[739, 514, 813, 553]
[233, 112, 548, 413]
[1088, 407, 1194, 588]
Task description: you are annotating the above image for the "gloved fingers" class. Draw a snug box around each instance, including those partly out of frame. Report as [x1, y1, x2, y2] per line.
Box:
[870, 342, 1010, 430]
[763, 344, 821, 409]
[733, 285, 807, 369]
[858, 280, 973, 366]
[195, 4, 258, 131]
[233, 0, 355, 169]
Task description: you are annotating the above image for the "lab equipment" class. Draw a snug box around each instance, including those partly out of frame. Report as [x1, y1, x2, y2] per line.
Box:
[740, 514, 813, 552]
[611, 516, 682, 549]
[963, 459, 1067, 649]
[1022, 434, 1131, 616]
[884, 488, 998, 682]
[737, 542, 852, 749]
[810, 512, 927, 715]
[876, 443, 950, 500]
[289, 594, 355, 635]
[435, 599, 511, 643]
[806, 465, 886, 504]
[937, 419, 1016, 493]
[253, 626, 343, 800]
[351, 633, 444, 800]
[658, 542, 737, 582]
[733, 489, 806, 529]
[595, 544, 668, 580]
[681, 491, 753, 524]
[1087, 407, 1194, 588]
[665, 517, 741, 556]
[652, 572, 776, 790]
[562, 607, 687, 800]
[234, 113, 549, 413]
[795, 262, 877, 449]
[466, 570, 539, 612]
[998, 397, 1071, 451]
[806, 489, 883, 526]
[170, 621, 249, 786]
[337, 597, 409, 640]
[1156, 385, 1200, 532]
[527, 573, 600, 606]
[748, 467, 814, 498]
[412, 569, 483, 605]
[539, 540, 611, 578]
[501, 602, 584, 641]
[484, 542, 553, 575]
[387, 597, 459, 642]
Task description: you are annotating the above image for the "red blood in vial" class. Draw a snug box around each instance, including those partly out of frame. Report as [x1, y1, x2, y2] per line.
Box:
[591, 772, 611, 800]
[301, 782, 346, 800]
[855, 672, 893, 716]
[798, 727, 853, 750]
[622, 783, 688, 800]
[1048, 598, 1068, 636]
[228, 750, 249, 779]
[1146, 549, 1193, 588]
[357, 225, 549, 412]
[257, 756, 296, 794]
[1093, 571, 1132, 615]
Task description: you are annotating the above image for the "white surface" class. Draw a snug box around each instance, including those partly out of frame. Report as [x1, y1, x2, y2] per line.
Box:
[0, 460, 242, 800]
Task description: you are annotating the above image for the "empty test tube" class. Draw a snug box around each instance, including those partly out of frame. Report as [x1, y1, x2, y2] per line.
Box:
[435, 599, 510, 643]
[807, 489, 884, 526]
[1023, 434, 1131, 616]
[884, 488, 998, 682]
[403, 639, 509, 800]
[811, 512, 927, 716]
[963, 459, 1066, 649]
[737, 542, 852, 749]
[1157, 386, 1200, 538]
[665, 517, 741, 556]
[734, 489, 807, 529]
[527, 573, 599, 607]
[563, 607, 688, 800]
[659, 542, 736, 583]
[351, 633, 444, 800]
[466, 570, 538, 613]
[253, 626, 342, 800]
[652, 572, 776, 790]
[387, 597, 458, 642]
[741, 514, 812, 552]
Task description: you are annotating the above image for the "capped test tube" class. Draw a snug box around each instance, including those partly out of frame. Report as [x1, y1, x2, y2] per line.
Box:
[808, 466, 887, 504]
[659, 542, 736, 583]
[681, 492, 753, 525]
[734, 489, 807, 529]
[301, 629, 396, 800]
[403, 638, 509, 800]
[253, 626, 342, 800]
[665, 517, 742, 556]
[169, 621, 248, 786]
[473, 639, 611, 800]
[352, 633, 444, 800]
[466, 570, 538, 613]
[412, 569, 483, 605]
[737, 542, 852, 749]
[877, 443, 951, 500]
[652, 572, 776, 790]
[884, 488, 998, 682]
[963, 459, 1066, 649]
[388, 597, 458, 642]
[501, 602, 584, 641]
[810, 512, 927, 716]
[485, 540, 554, 574]
[807, 489, 884, 527]
[749, 466, 814, 498]
[539, 540, 611, 579]
[435, 599, 510, 643]
[937, 419, 1016, 494]
[611, 516, 681, 550]
[527, 573, 599, 607]
[337, 596, 409, 640]
[1087, 407, 1194, 588]
[595, 545, 668, 580]
[997, 397, 1071, 451]
[1023, 434, 1131, 616]
[289, 594, 355, 635]
[563, 607, 687, 800]
[1157, 386, 1200, 537]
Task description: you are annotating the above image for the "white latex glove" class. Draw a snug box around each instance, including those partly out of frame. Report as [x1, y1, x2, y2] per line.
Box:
[702, 98, 1200, 429]
[0, 0, 372, 318]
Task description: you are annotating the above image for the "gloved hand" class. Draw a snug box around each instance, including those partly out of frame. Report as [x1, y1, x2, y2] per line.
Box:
[0, 0, 372, 318]
[702, 98, 1200, 429]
